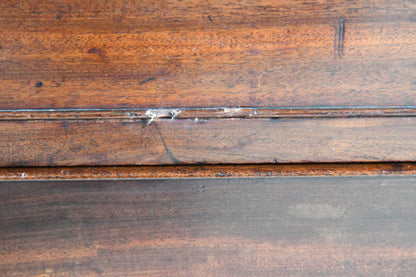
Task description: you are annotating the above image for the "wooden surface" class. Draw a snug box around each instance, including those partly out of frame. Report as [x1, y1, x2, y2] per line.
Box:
[1, 117, 416, 166]
[1, 0, 416, 109]
[2, 176, 416, 276]
[2, 162, 416, 180]
[2, 0, 416, 166]
[2, 2, 416, 276]
[3, 107, 416, 120]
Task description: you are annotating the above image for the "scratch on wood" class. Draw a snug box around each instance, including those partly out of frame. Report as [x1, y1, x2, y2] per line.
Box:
[337, 19, 345, 57]
[139, 77, 157, 85]
[153, 123, 180, 164]
[62, 121, 69, 136]
[49, 148, 63, 165]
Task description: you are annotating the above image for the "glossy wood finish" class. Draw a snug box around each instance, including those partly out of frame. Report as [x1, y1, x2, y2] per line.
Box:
[2, 177, 416, 276]
[1, 117, 415, 166]
[1, 0, 416, 109]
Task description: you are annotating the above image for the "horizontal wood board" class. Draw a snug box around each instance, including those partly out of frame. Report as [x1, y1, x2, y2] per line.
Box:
[1, 0, 416, 109]
[2, 176, 416, 276]
[1, 117, 416, 166]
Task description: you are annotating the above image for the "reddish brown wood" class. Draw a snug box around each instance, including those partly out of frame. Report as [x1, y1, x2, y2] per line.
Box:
[2, 177, 416, 276]
[1, 0, 414, 32]
[1, 1, 415, 109]
[1, 117, 416, 166]
[2, 2, 416, 276]
[1, 163, 416, 180]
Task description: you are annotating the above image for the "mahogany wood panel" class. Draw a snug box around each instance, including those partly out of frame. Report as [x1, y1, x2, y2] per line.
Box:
[1, 117, 416, 166]
[2, 163, 416, 180]
[1, 0, 416, 109]
[2, 177, 416, 276]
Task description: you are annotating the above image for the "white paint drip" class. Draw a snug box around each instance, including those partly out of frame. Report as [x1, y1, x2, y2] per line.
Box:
[145, 109, 182, 125]
[169, 109, 181, 119]
[223, 108, 242, 116]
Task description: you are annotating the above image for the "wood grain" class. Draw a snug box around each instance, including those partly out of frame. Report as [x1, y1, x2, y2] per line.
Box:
[1, 163, 416, 180]
[2, 176, 416, 276]
[1, 1, 416, 109]
[1, 0, 414, 32]
[1, 117, 416, 166]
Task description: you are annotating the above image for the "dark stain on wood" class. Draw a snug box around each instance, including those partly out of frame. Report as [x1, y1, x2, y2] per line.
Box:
[34, 81, 43, 88]
[86, 47, 104, 57]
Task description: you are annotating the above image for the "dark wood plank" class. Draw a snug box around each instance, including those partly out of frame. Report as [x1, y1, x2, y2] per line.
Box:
[1, 117, 416, 166]
[2, 177, 416, 276]
[1, 1, 415, 109]
[2, 163, 416, 180]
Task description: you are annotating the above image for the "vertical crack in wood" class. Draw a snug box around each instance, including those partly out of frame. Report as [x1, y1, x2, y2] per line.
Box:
[337, 19, 345, 57]
[153, 123, 180, 164]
